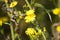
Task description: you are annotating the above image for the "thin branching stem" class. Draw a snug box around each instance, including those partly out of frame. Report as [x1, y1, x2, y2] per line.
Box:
[25, 0, 32, 9]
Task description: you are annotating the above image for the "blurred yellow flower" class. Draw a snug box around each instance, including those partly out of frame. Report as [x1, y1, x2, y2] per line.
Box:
[10, 1, 17, 8]
[56, 25, 60, 32]
[0, 19, 2, 26]
[2, 17, 8, 22]
[25, 10, 36, 23]
[25, 28, 36, 35]
[5, 0, 8, 3]
[53, 8, 60, 15]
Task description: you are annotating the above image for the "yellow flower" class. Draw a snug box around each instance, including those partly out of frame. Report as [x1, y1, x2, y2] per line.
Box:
[53, 8, 60, 15]
[0, 19, 2, 26]
[25, 28, 36, 35]
[56, 25, 60, 32]
[10, 1, 17, 8]
[25, 10, 36, 23]
[5, 0, 8, 3]
[2, 17, 8, 22]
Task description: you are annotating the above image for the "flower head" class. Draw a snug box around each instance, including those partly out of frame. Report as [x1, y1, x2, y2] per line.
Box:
[52, 8, 60, 15]
[25, 28, 36, 35]
[56, 25, 60, 32]
[25, 10, 36, 23]
[2, 17, 8, 22]
[10, 1, 17, 8]
[0, 19, 2, 26]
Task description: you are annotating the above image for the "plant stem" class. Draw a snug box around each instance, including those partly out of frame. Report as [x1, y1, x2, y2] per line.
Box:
[41, 31, 46, 40]
[10, 22, 15, 40]
[25, 0, 32, 9]
[45, 9, 52, 22]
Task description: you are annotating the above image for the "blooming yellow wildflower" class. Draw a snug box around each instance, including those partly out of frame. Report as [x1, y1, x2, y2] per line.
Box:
[56, 25, 60, 32]
[25, 28, 36, 35]
[5, 0, 8, 3]
[53, 8, 60, 15]
[10, 1, 17, 8]
[25, 10, 36, 23]
[0, 19, 2, 26]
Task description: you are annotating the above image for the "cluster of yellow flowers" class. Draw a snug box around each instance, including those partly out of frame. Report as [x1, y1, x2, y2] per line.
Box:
[53, 8, 60, 15]
[25, 10, 36, 23]
[25, 28, 42, 38]
[5, 0, 36, 23]
[56, 25, 60, 32]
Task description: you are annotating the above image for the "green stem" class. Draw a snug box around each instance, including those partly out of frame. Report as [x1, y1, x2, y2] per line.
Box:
[45, 9, 52, 22]
[10, 22, 15, 40]
[25, 0, 32, 9]
[41, 31, 46, 40]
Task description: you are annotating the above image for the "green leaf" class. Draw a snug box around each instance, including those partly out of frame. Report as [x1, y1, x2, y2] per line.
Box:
[34, 3, 52, 22]
[34, 3, 44, 8]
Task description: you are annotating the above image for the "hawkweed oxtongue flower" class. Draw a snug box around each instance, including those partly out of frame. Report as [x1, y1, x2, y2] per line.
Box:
[52, 8, 60, 15]
[2, 17, 8, 22]
[25, 28, 39, 39]
[25, 28, 37, 35]
[56, 25, 60, 32]
[0, 19, 2, 26]
[10, 1, 18, 8]
[25, 10, 36, 23]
